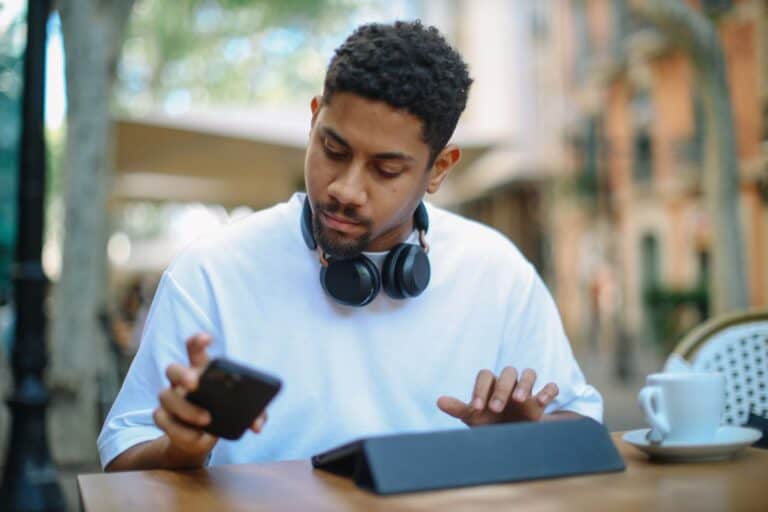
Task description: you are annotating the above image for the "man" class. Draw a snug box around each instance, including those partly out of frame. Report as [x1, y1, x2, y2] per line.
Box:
[99, 21, 602, 471]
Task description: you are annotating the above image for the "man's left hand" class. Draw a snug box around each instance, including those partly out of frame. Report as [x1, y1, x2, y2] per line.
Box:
[437, 367, 559, 426]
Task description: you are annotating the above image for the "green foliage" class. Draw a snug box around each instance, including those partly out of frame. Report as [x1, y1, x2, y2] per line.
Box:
[117, 0, 398, 110]
[644, 284, 710, 353]
[0, 11, 26, 301]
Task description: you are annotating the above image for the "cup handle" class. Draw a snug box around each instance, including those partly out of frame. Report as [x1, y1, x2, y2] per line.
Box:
[638, 386, 670, 441]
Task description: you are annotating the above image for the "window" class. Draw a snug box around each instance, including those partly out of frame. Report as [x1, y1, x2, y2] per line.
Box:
[641, 233, 660, 291]
[700, 0, 732, 15]
[634, 129, 653, 182]
[692, 93, 705, 165]
[530, 0, 550, 44]
[697, 249, 710, 288]
[573, 0, 591, 83]
[676, 91, 706, 168]
[576, 115, 603, 196]
[632, 91, 654, 183]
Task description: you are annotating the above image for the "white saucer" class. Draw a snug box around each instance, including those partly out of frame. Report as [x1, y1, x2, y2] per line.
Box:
[622, 426, 763, 461]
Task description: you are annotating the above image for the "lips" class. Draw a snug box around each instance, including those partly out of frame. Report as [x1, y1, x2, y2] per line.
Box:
[320, 211, 363, 233]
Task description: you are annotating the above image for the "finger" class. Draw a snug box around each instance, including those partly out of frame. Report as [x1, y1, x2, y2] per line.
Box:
[436, 396, 471, 420]
[186, 333, 212, 370]
[471, 369, 495, 411]
[166, 363, 199, 391]
[153, 407, 216, 451]
[513, 369, 537, 403]
[251, 411, 268, 433]
[489, 366, 518, 413]
[159, 388, 211, 427]
[535, 382, 560, 407]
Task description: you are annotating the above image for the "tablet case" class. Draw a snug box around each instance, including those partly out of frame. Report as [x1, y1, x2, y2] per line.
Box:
[311, 417, 625, 495]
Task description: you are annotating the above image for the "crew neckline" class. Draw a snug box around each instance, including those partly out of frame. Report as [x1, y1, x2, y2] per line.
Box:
[291, 192, 425, 267]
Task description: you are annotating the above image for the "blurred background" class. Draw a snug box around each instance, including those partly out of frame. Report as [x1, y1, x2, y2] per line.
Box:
[1, 0, 766, 508]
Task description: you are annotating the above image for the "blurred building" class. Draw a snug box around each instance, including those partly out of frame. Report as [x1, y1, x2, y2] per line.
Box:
[550, 0, 768, 355]
[418, 0, 579, 348]
[421, 0, 568, 284]
[417, 0, 768, 360]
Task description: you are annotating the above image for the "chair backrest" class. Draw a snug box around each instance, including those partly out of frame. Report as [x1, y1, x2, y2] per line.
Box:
[673, 310, 768, 426]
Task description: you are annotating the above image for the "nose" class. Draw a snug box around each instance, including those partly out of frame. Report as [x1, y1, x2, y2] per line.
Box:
[327, 160, 367, 208]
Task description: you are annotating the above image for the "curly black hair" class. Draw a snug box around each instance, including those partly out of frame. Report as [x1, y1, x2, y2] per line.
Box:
[323, 21, 473, 166]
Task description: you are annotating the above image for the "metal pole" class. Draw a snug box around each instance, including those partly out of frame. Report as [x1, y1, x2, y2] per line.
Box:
[0, 0, 66, 510]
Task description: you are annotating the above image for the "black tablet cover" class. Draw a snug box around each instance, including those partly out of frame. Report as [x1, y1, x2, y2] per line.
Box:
[311, 417, 625, 495]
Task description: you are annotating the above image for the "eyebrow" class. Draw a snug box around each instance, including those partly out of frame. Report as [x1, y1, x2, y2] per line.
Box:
[320, 126, 415, 162]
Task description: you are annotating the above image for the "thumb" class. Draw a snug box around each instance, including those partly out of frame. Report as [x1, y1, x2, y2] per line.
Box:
[437, 396, 470, 420]
[186, 333, 212, 370]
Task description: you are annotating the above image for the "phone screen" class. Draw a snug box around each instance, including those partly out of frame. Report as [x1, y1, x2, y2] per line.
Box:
[186, 358, 282, 440]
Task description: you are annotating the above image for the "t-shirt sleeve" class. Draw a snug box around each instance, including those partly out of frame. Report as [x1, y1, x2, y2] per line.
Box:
[96, 271, 219, 469]
[496, 266, 603, 422]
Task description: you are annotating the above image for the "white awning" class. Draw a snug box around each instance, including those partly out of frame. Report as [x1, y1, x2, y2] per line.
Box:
[113, 106, 496, 209]
[434, 146, 564, 205]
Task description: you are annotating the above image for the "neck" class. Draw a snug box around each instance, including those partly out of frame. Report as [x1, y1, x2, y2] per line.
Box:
[364, 219, 416, 252]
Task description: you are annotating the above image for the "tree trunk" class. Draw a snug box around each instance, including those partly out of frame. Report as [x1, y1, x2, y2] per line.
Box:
[51, 0, 134, 464]
[628, 0, 749, 315]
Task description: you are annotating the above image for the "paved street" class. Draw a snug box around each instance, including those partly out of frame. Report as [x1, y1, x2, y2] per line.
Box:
[577, 342, 665, 431]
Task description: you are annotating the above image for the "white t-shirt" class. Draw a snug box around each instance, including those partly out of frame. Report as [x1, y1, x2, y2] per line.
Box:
[98, 193, 602, 468]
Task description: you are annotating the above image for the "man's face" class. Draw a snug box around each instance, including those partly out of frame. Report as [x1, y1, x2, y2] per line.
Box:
[304, 92, 448, 258]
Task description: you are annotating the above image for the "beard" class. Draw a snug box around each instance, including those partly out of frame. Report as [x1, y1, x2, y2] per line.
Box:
[312, 201, 373, 259]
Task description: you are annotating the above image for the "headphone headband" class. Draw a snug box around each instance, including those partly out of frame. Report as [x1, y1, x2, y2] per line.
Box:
[413, 202, 429, 234]
[301, 197, 317, 250]
[300, 197, 432, 306]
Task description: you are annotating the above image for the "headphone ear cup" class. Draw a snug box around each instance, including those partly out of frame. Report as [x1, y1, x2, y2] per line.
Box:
[382, 244, 430, 299]
[320, 256, 380, 307]
[399, 245, 431, 298]
[382, 244, 410, 299]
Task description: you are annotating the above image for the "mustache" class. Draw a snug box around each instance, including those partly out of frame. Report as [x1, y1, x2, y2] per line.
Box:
[316, 201, 372, 227]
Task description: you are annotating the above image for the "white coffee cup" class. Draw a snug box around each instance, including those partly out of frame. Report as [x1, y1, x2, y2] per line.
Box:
[637, 371, 725, 444]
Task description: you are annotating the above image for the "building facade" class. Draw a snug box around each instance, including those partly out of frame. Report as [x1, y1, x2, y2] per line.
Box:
[552, 0, 768, 356]
[426, 0, 767, 360]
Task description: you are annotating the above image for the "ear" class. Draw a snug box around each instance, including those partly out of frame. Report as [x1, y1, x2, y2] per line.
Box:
[310, 96, 322, 127]
[426, 144, 461, 194]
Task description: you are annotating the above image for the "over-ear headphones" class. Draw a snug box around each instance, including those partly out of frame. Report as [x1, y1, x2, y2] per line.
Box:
[300, 198, 431, 307]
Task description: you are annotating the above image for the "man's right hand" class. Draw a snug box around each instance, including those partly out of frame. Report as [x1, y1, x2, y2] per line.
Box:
[106, 332, 267, 471]
[153, 333, 218, 467]
[153, 333, 268, 468]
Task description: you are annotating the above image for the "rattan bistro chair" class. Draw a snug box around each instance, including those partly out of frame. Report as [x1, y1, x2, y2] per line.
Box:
[672, 310, 768, 426]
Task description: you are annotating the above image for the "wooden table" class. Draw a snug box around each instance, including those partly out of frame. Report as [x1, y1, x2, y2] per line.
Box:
[78, 433, 768, 511]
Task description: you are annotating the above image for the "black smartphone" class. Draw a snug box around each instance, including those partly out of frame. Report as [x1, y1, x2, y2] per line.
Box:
[185, 358, 282, 440]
